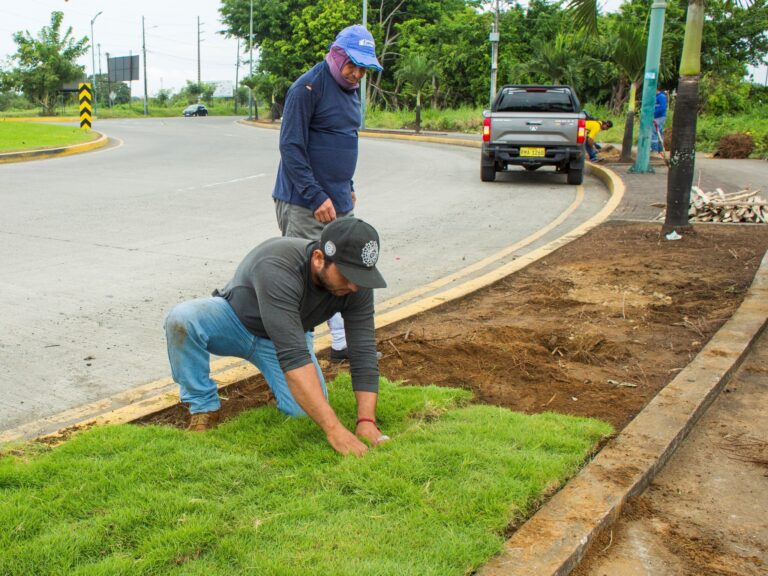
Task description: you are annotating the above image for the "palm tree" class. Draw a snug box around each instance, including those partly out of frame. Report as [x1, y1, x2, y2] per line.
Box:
[568, 0, 747, 231]
[612, 23, 647, 163]
[394, 53, 434, 133]
[663, 0, 704, 232]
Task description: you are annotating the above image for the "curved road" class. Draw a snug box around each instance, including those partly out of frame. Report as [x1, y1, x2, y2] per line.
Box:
[0, 116, 610, 433]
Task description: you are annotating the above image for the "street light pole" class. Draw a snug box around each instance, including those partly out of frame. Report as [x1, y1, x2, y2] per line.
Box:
[248, 0, 254, 120]
[489, 0, 500, 106]
[90, 11, 103, 116]
[629, 0, 667, 173]
[142, 16, 149, 116]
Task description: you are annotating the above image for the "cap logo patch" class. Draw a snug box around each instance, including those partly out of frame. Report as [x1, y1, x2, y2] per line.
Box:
[358, 39, 375, 48]
[324, 240, 337, 257]
[361, 240, 379, 267]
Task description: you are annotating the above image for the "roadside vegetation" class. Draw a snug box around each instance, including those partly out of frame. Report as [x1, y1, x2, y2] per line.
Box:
[0, 2, 766, 157]
[0, 121, 97, 152]
[0, 375, 612, 575]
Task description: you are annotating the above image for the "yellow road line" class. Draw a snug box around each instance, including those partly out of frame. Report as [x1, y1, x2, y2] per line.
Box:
[377, 186, 585, 313]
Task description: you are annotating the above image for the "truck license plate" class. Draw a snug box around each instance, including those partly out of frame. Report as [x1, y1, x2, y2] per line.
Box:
[520, 147, 545, 157]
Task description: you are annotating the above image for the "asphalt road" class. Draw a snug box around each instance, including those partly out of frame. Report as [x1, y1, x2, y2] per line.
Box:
[0, 116, 610, 433]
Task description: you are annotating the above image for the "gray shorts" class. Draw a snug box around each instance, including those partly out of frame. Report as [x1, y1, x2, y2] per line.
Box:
[274, 199, 353, 241]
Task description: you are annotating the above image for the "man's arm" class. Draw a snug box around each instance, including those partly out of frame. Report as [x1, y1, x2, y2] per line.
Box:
[284, 363, 368, 456]
[279, 82, 329, 213]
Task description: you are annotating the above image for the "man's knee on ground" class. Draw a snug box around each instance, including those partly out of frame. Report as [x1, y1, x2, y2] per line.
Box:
[165, 301, 199, 348]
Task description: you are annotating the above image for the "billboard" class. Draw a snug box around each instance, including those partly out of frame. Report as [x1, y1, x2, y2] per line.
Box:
[108, 55, 140, 82]
[213, 81, 234, 98]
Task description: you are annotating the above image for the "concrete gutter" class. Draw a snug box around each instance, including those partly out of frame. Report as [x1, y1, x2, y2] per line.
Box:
[478, 248, 768, 576]
[0, 131, 108, 164]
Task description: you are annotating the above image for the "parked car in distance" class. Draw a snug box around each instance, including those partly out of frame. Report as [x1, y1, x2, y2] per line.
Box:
[183, 104, 208, 117]
[481, 85, 586, 185]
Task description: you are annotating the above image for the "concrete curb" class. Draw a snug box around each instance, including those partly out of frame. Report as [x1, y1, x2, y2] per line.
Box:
[478, 248, 768, 576]
[0, 131, 108, 163]
[238, 119, 482, 147]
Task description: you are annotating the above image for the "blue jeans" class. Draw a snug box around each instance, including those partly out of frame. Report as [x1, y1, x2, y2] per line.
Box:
[585, 140, 598, 161]
[164, 296, 326, 416]
[651, 116, 666, 152]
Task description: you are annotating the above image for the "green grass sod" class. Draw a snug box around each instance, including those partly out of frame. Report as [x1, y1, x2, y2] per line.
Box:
[0, 376, 612, 575]
[0, 122, 97, 153]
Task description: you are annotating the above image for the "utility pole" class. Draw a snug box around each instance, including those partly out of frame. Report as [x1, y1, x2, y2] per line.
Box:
[630, 0, 667, 174]
[142, 16, 149, 116]
[248, 0, 254, 120]
[90, 11, 103, 115]
[197, 16, 202, 86]
[234, 37, 240, 114]
[489, 0, 500, 106]
[360, 0, 368, 129]
[106, 51, 112, 108]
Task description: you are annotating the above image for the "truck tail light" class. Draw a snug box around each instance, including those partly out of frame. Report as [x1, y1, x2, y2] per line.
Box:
[577, 118, 586, 144]
[483, 117, 491, 142]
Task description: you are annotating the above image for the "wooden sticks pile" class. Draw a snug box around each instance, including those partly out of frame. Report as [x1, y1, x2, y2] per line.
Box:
[688, 187, 767, 223]
[656, 187, 766, 223]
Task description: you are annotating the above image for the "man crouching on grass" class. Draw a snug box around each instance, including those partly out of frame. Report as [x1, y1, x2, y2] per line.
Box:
[164, 218, 388, 456]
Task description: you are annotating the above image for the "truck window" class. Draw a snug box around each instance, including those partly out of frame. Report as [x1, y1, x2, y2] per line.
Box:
[495, 89, 575, 113]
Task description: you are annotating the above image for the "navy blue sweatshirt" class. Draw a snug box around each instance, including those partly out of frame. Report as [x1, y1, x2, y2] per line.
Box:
[272, 61, 361, 214]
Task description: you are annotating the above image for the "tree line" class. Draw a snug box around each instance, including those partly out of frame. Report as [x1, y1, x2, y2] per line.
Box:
[220, 0, 767, 114]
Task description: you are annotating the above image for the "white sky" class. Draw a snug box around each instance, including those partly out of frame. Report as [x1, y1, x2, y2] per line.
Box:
[1, 1, 765, 96]
[0, 0, 241, 96]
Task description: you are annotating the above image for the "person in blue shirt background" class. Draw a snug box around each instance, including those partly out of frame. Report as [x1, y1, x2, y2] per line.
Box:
[272, 25, 384, 362]
[652, 89, 668, 153]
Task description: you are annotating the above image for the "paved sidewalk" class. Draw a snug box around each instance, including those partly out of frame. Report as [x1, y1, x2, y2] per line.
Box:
[607, 157, 767, 222]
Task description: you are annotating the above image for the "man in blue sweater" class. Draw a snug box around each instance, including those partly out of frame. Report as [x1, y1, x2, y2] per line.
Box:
[652, 89, 668, 153]
[272, 25, 383, 361]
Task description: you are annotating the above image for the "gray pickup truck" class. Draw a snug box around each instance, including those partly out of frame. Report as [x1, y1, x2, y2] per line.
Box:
[481, 85, 587, 185]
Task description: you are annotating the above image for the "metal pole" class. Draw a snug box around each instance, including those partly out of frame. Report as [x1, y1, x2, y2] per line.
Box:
[248, 0, 254, 120]
[360, 0, 367, 129]
[630, 0, 667, 174]
[106, 51, 112, 108]
[197, 16, 202, 86]
[489, 0, 500, 106]
[142, 16, 149, 116]
[90, 11, 102, 116]
[234, 37, 240, 114]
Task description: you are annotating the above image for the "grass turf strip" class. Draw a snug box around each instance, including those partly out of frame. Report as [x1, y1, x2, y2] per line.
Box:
[0, 376, 612, 575]
[0, 122, 97, 152]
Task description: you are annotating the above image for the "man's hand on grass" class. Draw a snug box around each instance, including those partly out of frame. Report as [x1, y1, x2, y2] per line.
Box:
[326, 424, 369, 456]
[356, 420, 390, 447]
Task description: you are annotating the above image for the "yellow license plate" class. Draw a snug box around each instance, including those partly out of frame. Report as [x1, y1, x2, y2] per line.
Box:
[520, 147, 546, 157]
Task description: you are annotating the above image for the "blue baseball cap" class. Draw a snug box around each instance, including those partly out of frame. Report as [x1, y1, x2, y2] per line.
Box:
[332, 25, 383, 72]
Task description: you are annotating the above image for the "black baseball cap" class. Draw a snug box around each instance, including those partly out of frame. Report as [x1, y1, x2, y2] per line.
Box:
[320, 218, 387, 289]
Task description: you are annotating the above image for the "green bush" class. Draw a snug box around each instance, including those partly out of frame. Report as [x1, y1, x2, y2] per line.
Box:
[701, 73, 752, 115]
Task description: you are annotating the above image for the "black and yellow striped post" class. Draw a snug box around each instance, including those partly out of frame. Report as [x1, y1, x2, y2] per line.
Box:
[78, 83, 93, 129]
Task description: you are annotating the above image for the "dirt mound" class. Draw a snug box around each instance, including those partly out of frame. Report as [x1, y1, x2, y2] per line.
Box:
[714, 133, 755, 159]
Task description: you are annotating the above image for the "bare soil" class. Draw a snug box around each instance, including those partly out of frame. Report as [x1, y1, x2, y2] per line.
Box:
[142, 222, 768, 435]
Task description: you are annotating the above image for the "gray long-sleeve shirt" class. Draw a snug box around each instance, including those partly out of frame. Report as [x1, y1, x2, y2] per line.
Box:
[214, 237, 379, 393]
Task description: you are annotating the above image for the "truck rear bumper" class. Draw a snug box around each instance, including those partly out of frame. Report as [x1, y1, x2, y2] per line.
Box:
[482, 144, 584, 167]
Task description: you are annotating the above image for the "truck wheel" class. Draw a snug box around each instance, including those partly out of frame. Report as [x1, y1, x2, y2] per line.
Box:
[481, 163, 496, 182]
[567, 168, 584, 185]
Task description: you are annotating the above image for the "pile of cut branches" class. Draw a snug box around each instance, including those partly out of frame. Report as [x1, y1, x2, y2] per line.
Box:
[656, 187, 766, 223]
